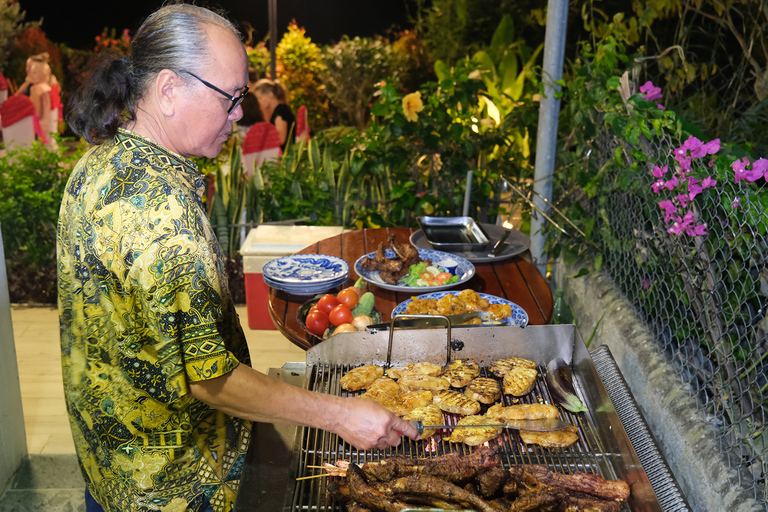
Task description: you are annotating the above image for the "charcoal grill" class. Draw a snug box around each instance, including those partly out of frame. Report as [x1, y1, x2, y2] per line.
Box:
[235, 324, 690, 511]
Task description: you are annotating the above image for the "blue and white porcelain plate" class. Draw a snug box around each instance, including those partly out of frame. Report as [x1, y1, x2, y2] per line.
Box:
[392, 291, 529, 327]
[353, 249, 475, 293]
[263, 254, 349, 284]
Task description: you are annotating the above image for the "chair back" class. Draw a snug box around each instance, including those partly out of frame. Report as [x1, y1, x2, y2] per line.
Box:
[295, 105, 310, 143]
[0, 73, 7, 108]
[49, 83, 61, 135]
[1, 95, 36, 148]
[242, 122, 282, 177]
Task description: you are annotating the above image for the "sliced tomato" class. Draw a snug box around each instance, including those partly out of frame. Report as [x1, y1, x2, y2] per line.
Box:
[434, 272, 453, 283]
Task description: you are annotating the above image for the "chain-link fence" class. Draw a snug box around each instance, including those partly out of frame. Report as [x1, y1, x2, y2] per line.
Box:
[576, 125, 768, 505]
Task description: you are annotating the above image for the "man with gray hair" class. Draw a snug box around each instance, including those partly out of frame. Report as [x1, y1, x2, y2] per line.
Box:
[59, 4, 417, 511]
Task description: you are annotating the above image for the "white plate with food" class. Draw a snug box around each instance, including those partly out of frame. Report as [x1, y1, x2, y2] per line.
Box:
[354, 248, 475, 293]
[391, 290, 529, 327]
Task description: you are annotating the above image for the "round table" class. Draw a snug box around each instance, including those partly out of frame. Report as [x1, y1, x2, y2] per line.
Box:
[267, 227, 553, 350]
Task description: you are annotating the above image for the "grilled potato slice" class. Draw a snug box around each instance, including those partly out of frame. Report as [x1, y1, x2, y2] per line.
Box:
[519, 426, 579, 448]
[433, 390, 481, 416]
[385, 390, 434, 416]
[402, 404, 443, 439]
[386, 362, 443, 380]
[358, 377, 401, 405]
[464, 377, 502, 404]
[486, 403, 559, 420]
[442, 360, 481, 388]
[503, 366, 537, 396]
[398, 374, 450, 392]
[340, 364, 384, 391]
[446, 415, 502, 446]
[489, 357, 537, 378]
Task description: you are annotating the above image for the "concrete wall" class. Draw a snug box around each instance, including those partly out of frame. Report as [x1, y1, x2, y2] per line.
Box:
[0, 225, 28, 494]
[555, 258, 763, 512]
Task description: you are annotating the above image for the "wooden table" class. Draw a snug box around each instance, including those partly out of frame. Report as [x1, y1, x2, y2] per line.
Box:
[267, 227, 553, 350]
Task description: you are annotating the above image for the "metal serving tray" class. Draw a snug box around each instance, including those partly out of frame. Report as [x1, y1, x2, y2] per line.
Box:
[416, 216, 491, 251]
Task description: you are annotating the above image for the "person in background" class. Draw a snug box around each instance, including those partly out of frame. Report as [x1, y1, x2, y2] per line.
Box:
[60, 4, 417, 512]
[28, 60, 52, 141]
[15, 52, 58, 96]
[253, 78, 295, 152]
[235, 92, 263, 137]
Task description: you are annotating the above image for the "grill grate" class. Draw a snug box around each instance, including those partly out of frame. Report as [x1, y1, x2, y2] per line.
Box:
[290, 362, 633, 511]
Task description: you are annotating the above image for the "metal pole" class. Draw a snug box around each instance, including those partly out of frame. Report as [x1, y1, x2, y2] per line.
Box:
[269, 0, 277, 78]
[530, 0, 569, 277]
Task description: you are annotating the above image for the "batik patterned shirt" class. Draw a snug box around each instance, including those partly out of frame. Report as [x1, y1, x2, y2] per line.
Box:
[57, 129, 251, 512]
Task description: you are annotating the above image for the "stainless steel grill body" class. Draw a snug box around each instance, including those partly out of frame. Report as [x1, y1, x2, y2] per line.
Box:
[236, 325, 689, 511]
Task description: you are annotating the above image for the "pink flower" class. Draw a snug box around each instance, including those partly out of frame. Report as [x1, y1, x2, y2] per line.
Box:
[665, 176, 679, 190]
[651, 179, 666, 194]
[652, 165, 668, 178]
[733, 157, 762, 183]
[676, 194, 690, 207]
[667, 217, 686, 235]
[659, 200, 677, 222]
[685, 223, 708, 236]
[641, 278, 652, 290]
[753, 158, 768, 178]
[656, 103, 666, 110]
[687, 178, 702, 200]
[701, 176, 717, 189]
[639, 81, 662, 101]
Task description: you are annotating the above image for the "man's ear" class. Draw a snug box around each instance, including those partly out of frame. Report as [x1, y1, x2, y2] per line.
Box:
[155, 69, 181, 117]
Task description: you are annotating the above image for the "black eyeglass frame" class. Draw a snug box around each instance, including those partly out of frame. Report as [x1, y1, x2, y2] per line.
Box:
[181, 70, 249, 113]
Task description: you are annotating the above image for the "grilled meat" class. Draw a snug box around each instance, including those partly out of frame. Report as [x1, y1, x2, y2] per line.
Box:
[401, 404, 443, 439]
[525, 465, 630, 501]
[433, 389, 481, 415]
[486, 403, 559, 420]
[388, 234, 420, 266]
[398, 374, 450, 392]
[503, 366, 538, 396]
[445, 415, 503, 446]
[362, 445, 502, 483]
[375, 475, 498, 512]
[386, 362, 443, 380]
[361, 236, 424, 284]
[359, 377, 401, 404]
[341, 365, 385, 392]
[465, 377, 502, 404]
[442, 359, 481, 388]
[474, 467, 509, 497]
[489, 357, 537, 378]
[383, 390, 434, 416]
[346, 463, 410, 512]
[519, 426, 580, 448]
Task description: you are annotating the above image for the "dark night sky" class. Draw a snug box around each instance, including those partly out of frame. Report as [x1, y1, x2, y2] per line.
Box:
[20, 0, 418, 50]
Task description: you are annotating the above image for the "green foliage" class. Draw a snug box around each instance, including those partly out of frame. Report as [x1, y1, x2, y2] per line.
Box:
[208, 138, 249, 258]
[275, 21, 329, 131]
[0, 0, 40, 74]
[0, 140, 86, 302]
[321, 36, 403, 129]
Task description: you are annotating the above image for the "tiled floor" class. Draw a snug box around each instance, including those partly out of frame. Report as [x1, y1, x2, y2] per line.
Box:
[10, 304, 307, 456]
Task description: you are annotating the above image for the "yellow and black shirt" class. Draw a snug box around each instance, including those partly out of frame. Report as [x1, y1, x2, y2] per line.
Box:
[57, 129, 251, 512]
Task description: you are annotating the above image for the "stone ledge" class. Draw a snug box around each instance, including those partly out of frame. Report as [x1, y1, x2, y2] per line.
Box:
[556, 259, 763, 512]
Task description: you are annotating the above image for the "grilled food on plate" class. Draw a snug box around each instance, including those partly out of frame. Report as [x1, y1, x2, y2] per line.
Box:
[340, 364, 384, 391]
[384, 390, 434, 416]
[433, 390, 481, 415]
[446, 415, 503, 446]
[442, 359, 480, 388]
[398, 374, 450, 392]
[519, 425, 580, 447]
[503, 365, 538, 396]
[401, 404, 443, 439]
[386, 362, 443, 380]
[358, 377, 401, 404]
[464, 377, 502, 404]
[405, 289, 512, 322]
[489, 356, 537, 377]
[486, 403, 559, 420]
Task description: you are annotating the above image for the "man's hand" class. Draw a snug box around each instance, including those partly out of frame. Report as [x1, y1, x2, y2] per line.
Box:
[331, 397, 420, 450]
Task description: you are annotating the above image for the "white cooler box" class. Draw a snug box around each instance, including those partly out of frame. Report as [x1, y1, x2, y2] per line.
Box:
[240, 225, 346, 330]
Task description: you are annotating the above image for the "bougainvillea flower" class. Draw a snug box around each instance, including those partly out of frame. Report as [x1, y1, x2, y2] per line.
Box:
[665, 176, 679, 190]
[676, 194, 690, 207]
[733, 157, 762, 183]
[651, 179, 666, 194]
[752, 158, 768, 178]
[656, 102, 666, 110]
[685, 223, 708, 236]
[733, 197, 740, 207]
[402, 92, 424, 122]
[682, 135, 701, 151]
[639, 81, 662, 101]
[701, 176, 717, 189]
[667, 217, 686, 235]
[659, 200, 677, 222]
[687, 178, 702, 200]
[641, 278, 652, 290]
[652, 165, 668, 178]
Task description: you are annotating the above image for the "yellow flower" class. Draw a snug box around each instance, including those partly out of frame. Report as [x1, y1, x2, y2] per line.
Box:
[402, 92, 424, 122]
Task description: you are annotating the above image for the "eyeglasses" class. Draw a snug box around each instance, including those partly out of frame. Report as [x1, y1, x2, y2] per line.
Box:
[181, 70, 249, 113]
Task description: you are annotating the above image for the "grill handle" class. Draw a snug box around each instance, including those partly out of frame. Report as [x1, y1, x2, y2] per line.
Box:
[386, 314, 452, 366]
